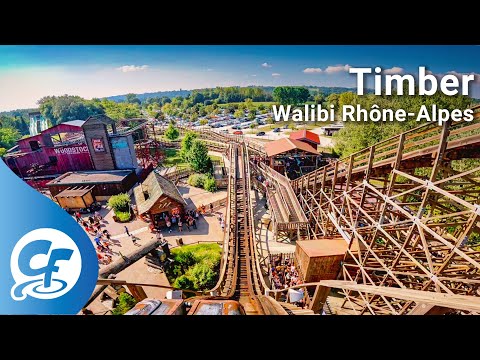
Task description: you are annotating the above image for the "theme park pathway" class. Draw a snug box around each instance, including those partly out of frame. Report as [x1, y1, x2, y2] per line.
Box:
[84, 184, 226, 314]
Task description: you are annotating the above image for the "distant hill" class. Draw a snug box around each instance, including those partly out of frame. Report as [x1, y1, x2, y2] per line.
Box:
[0, 108, 38, 117]
[106, 90, 191, 102]
[105, 86, 372, 103]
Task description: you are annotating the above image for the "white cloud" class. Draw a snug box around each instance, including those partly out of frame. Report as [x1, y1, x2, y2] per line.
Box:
[271, 73, 281, 77]
[116, 65, 149, 73]
[447, 70, 480, 84]
[251, 74, 257, 77]
[303, 68, 323, 74]
[262, 62, 272, 68]
[383, 67, 404, 75]
[206, 68, 214, 72]
[325, 64, 351, 74]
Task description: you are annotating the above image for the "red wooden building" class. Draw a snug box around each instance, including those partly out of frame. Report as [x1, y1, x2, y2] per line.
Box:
[4, 120, 94, 179]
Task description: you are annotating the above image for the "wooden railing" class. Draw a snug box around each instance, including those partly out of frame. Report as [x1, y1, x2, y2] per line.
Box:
[258, 162, 307, 223]
[292, 107, 480, 191]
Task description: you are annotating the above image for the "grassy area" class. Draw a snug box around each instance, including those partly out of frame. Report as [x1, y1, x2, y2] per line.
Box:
[162, 148, 189, 168]
[166, 243, 222, 292]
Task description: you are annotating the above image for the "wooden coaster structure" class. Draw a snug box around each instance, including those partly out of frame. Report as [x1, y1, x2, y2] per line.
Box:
[291, 106, 480, 314]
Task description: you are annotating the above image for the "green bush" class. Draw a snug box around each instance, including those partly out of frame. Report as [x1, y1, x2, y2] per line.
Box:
[186, 263, 218, 289]
[187, 173, 207, 188]
[165, 243, 222, 291]
[164, 123, 179, 140]
[173, 275, 195, 290]
[115, 211, 131, 222]
[108, 193, 131, 212]
[203, 175, 217, 193]
[111, 293, 137, 315]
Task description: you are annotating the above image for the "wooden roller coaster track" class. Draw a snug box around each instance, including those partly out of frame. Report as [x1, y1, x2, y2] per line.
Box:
[291, 107, 480, 314]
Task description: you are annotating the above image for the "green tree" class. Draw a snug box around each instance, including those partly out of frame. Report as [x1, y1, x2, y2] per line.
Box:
[99, 99, 141, 120]
[327, 93, 340, 108]
[234, 109, 244, 119]
[189, 139, 212, 173]
[38, 95, 105, 125]
[125, 93, 141, 104]
[0, 127, 21, 149]
[244, 98, 254, 110]
[249, 122, 257, 129]
[247, 111, 256, 121]
[314, 92, 325, 104]
[199, 119, 208, 126]
[189, 112, 199, 122]
[164, 123, 179, 140]
[333, 90, 472, 158]
[180, 131, 197, 160]
[272, 86, 310, 106]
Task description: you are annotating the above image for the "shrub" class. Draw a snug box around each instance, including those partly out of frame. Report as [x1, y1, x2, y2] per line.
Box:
[116, 211, 131, 222]
[187, 173, 207, 188]
[164, 123, 179, 140]
[173, 275, 195, 290]
[108, 193, 131, 212]
[203, 175, 217, 193]
[111, 293, 137, 315]
[186, 263, 217, 289]
[165, 243, 222, 292]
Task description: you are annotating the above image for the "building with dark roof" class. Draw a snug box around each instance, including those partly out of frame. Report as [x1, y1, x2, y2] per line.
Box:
[133, 171, 186, 228]
[47, 170, 137, 201]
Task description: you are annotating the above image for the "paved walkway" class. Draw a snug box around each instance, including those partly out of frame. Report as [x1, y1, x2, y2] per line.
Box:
[83, 184, 227, 314]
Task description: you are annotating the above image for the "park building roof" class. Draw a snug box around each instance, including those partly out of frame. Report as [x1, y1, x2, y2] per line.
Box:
[134, 171, 186, 215]
[264, 138, 319, 157]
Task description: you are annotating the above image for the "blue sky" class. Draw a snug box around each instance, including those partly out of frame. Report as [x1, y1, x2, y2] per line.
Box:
[0, 45, 479, 111]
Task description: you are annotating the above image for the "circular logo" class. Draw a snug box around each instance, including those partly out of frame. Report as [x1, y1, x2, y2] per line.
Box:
[10, 228, 82, 301]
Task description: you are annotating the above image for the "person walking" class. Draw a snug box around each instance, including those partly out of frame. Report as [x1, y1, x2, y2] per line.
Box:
[209, 203, 214, 214]
[124, 226, 131, 237]
[178, 218, 183, 232]
[192, 217, 197, 229]
[75, 211, 81, 223]
[166, 219, 172, 233]
[221, 219, 225, 232]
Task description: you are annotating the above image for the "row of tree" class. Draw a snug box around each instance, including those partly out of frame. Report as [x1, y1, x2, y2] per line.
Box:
[332, 90, 473, 157]
[38, 95, 142, 126]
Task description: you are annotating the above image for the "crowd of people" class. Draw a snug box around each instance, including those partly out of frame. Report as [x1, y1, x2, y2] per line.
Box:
[164, 209, 199, 233]
[269, 254, 303, 290]
[74, 199, 222, 268]
[75, 210, 114, 266]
